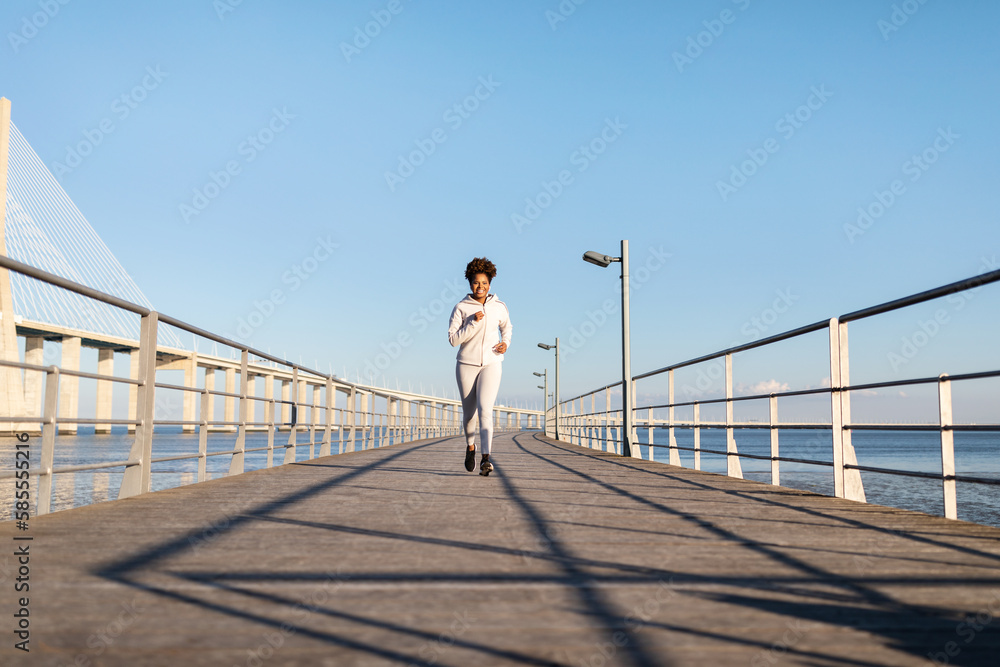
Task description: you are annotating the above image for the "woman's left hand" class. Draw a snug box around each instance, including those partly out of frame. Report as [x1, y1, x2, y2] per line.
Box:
[493, 342, 507, 354]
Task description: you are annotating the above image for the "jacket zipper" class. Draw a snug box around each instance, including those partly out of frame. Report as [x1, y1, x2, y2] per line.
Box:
[480, 296, 488, 365]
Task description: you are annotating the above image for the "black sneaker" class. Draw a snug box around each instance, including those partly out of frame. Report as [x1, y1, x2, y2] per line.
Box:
[479, 456, 494, 477]
[465, 447, 476, 472]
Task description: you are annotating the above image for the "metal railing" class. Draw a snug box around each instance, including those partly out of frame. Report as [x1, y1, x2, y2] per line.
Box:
[556, 268, 1000, 520]
[0, 255, 541, 515]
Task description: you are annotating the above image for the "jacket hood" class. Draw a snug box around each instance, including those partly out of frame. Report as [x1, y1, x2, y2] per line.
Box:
[460, 293, 497, 306]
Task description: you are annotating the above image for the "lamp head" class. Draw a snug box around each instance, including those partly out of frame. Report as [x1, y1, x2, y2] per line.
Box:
[532, 371, 544, 377]
[583, 251, 613, 268]
[538, 343, 554, 350]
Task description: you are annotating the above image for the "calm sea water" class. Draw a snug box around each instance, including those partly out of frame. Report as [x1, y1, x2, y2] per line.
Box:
[1, 429, 997, 528]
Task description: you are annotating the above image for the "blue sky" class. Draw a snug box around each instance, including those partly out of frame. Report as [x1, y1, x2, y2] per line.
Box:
[3, 0, 999, 418]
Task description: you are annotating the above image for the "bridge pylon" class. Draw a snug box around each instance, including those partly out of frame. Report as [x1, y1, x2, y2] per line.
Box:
[0, 97, 32, 436]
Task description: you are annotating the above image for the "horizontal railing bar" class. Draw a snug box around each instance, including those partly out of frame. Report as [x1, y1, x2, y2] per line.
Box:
[153, 382, 202, 393]
[0, 459, 140, 480]
[843, 464, 952, 482]
[949, 474, 1000, 486]
[947, 424, 1000, 432]
[649, 444, 835, 467]
[0, 255, 150, 315]
[50, 460, 138, 474]
[0, 358, 51, 373]
[560, 381, 624, 405]
[205, 450, 240, 458]
[770, 455, 835, 467]
[645, 445, 777, 462]
[58, 368, 142, 384]
[150, 453, 204, 464]
[50, 460, 137, 474]
[561, 410, 622, 419]
[654, 423, 831, 430]
[0, 358, 144, 385]
[840, 268, 1000, 323]
[49, 418, 139, 425]
[564, 421, 838, 430]
[844, 463, 1000, 485]
[635, 369, 1000, 413]
[845, 423, 1000, 432]
[844, 369, 1000, 392]
[641, 387, 833, 410]
[633, 320, 830, 382]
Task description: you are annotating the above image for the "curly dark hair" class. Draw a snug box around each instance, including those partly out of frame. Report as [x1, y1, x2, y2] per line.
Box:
[465, 257, 497, 283]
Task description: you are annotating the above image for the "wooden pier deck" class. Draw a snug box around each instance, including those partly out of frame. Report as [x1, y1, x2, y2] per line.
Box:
[3, 432, 1000, 666]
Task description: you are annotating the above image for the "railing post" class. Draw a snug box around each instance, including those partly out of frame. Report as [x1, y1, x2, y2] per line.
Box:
[646, 407, 654, 461]
[359, 391, 369, 450]
[229, 349, 248, 475]
[284, 366, 298, 464]
[120, 311, 158, 498]
[390, 397, 398, 444]
[668, 369, 680, 466]
[584, 392, 601, 449]
[264, 374, 275, 468]
[198, 386, 209, 479]
[347, 387, 356, 452]
[769, 394, 780, 486]
[265, 375, 275, 467]
[693, 401, 701, 471]
[35, 365, 59, 515]
[378, 401, 386, 446]
[310, 384, 321, 458]
[725, 353, 743, 478]
[630, 377, 638, 457]
[605, 389, 613, 454]
[576, 399, 581, 445]
[320, 377, 333, 457]
[829, 318, 865, 501]
[938, 374, 957, 520]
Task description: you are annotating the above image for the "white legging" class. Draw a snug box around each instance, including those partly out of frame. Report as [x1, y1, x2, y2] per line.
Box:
[455, 361, 502, 455]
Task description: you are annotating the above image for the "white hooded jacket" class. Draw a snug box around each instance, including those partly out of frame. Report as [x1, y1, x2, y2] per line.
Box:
[448, 293, 512, 366]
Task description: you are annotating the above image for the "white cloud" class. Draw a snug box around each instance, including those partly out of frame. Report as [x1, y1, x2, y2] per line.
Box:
[739, 379, 791, 395]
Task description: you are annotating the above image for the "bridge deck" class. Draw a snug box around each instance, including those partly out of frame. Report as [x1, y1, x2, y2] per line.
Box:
[4, 432, 1000, 666]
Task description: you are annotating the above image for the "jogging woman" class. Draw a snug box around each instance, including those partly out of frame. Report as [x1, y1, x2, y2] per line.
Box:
[447, 257, 512, 476]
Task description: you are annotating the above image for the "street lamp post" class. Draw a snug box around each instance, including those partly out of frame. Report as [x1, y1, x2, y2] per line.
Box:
[533, 370, 548, 436]
[537, 339, 560, 440]
[582, 240, 635, 458]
